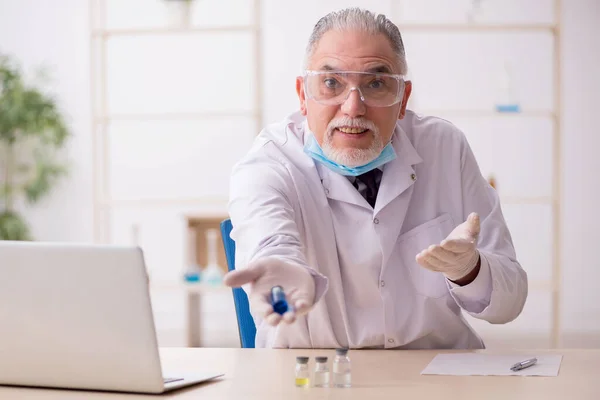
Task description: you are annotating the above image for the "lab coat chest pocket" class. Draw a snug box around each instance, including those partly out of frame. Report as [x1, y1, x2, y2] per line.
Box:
[396, 213, 455, 298]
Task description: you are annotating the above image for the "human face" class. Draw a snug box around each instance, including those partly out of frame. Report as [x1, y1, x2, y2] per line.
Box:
[296, 29, 412, 167]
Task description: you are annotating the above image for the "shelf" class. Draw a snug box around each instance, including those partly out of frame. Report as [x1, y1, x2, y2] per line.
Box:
[415, 110, 556, 119]
[151, 281, 229, 294]
[97, 110, 553, 123]
[91, 24, 556, 39]
[394, 23, 557, 32]
[95, 110, 258, 123]
[98, 197, 229, 208]
[92, 25, 257, 37]
[91, 0, 563, 349]
[500, 196, 554, 205]
[97, 195, 551, 209]
[528, 279, 557, 292]
[98, 110, 555, 123]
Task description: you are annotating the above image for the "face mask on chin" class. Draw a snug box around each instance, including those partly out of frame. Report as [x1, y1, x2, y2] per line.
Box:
[303, 132, 396, 176]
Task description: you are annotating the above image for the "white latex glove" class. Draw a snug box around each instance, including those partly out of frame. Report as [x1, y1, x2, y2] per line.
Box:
[223, 257, 316, 326]
[415, 212, 481, 282]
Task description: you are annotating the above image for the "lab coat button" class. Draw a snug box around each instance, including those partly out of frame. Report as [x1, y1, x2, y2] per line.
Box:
[411, 173, 417, 181]
[373, 218, 379, 224]
[325, 189, 330, 195]
[388, 338, 395, 344]
[380, 280, 385, 287]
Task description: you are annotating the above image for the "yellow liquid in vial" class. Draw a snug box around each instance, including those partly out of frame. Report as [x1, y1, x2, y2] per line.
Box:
[295, 377, 310, 387]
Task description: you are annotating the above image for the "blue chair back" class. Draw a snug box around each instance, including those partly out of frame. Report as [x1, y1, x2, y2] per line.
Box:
[219, 219, 256, 348]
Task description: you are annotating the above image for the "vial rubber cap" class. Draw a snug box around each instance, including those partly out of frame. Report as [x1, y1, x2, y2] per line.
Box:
[315, 356, 328, 363]
[336, 348, 349, 356]
[296, 356, 309, 364]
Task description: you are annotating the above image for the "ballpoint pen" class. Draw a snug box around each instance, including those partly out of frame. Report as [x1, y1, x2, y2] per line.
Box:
[510, 357, 538, 371]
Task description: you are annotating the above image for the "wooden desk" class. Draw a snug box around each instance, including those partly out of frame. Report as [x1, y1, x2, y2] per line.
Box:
[0, 348, 598, 399]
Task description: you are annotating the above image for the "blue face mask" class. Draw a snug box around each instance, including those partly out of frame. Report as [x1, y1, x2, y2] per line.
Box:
[303, 133, 397, 176]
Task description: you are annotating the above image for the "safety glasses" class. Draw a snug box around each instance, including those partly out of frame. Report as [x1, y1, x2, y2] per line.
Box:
[303, 70, 406, 107]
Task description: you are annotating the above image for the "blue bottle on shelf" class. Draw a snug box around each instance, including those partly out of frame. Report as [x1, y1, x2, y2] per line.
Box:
[202, 229, 224, 286]
[494, 62, 521, 114]
[183, 263, 202, 283]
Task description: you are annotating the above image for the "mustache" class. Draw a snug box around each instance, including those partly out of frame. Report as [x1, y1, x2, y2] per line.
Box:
[327, 117, 378, 134]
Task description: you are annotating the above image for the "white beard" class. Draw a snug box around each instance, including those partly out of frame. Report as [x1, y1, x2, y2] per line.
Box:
[321, 116, 383, 167]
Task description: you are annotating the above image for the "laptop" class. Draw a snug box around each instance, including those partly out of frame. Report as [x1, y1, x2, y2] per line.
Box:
[0, 240, 224, 394]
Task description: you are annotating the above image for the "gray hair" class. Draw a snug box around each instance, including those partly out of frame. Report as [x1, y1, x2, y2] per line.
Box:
[303, 8, 408, 74]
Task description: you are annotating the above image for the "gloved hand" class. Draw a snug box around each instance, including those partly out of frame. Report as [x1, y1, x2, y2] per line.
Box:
[415, 212, 481, 282]
[223, 257, 316, 326]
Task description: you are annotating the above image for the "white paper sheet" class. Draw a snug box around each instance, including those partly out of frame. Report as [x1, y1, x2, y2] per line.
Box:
[421, 353, 563, 376]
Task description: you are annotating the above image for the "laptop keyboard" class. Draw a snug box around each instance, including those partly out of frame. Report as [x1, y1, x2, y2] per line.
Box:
[164, 377, 184, 384]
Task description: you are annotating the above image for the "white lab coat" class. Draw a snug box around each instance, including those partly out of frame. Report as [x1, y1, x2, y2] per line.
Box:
[229, 109, 527, 349]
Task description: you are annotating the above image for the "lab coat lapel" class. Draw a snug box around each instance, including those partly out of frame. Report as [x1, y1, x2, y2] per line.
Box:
[375, 125, 423, 265]
[375, 125, 423, 214]
[316, 163, 371, 210]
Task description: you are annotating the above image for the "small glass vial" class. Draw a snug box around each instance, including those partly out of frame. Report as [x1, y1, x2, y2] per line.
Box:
[270, 285, 289, 314]
[295, 357, 310, 387]
[333, 348, 351, 388]
[313, 356, 330, 387]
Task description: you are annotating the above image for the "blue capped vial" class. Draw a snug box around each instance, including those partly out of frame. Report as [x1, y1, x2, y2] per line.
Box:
[270, 285, 289, 315]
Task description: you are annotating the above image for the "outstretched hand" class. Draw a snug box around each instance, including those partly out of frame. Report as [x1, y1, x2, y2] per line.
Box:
[223, 257, 316, 326]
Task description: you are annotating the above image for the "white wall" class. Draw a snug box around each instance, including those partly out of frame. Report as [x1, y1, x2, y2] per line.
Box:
[560, 0, 600, 346]
[1, 0, 599, 348]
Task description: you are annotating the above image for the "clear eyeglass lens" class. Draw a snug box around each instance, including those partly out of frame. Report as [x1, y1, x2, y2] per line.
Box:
[305, 72, 403, 107]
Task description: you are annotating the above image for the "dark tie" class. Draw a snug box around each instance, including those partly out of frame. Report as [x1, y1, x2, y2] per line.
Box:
[353, 169, 382, 208]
